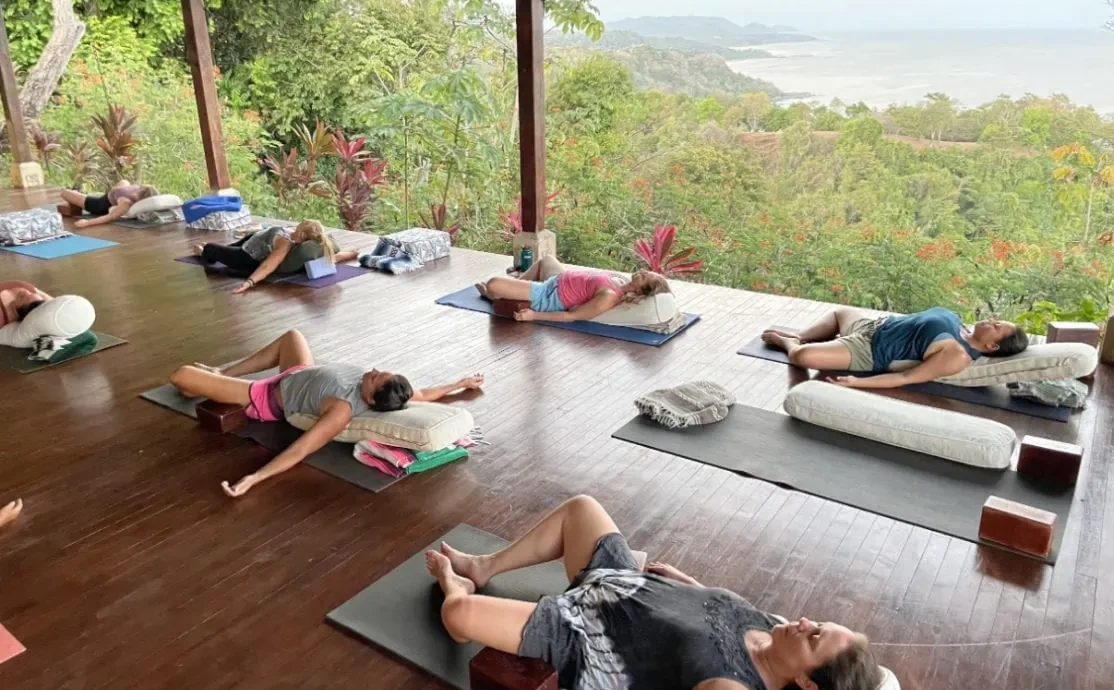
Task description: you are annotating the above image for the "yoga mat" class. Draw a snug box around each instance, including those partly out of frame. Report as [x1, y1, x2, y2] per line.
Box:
[0, 623, 25, 666]
[737, 327, 1072, 423]
[327, 524, 571, 690]
[0, 234, 117, 259]
[436, 286, 701, 347]
[114, 216, 181, 229]
[140, 377, 402, 493]
[0, 332, 127, 373]
[612, 406, 1075, 563]
[175, 256, 370, 288]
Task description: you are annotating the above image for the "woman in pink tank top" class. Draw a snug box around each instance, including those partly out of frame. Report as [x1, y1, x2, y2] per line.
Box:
[478, 256, 670, 323]
[59, 180, 159, 229]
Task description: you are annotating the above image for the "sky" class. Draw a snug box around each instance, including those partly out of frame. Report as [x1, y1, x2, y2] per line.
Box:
[590, 0, 1112, 32]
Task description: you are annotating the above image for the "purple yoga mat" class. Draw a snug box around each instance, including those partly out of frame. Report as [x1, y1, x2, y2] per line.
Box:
[174, 255, 369, 288]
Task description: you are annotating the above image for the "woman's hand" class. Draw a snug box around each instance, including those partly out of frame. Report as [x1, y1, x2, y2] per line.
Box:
[233, 279, 255, 294]
[221, 474, 257, 498]
[514, 308, 536, 322]
[74, 219, 89, 229]
[646, 562, 697, 584]
[827, 375, 863, 388]
[457, 373, 485, 390]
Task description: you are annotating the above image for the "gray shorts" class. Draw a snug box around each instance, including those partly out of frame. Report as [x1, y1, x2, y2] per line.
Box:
[837, 317, 883, 372]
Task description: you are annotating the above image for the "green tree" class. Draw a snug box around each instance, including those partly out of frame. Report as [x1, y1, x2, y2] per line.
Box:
[1052, 143, 1114, 244]
[739, 92, 773, 131]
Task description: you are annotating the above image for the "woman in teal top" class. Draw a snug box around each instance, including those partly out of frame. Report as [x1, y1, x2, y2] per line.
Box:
[761, 306, 1029, 389]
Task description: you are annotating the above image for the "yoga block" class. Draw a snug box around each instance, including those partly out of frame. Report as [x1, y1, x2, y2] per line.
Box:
[197, 399, 249, 434]
[469, 647, 557, 690]
[493, 299, 532, 319]
[1047, 322, 1101, 348]
[57, 203, 82, 217]
[304, 256, 337, 279]
[979, 496, 1056, 559]
[1017, 435, 1084, 486]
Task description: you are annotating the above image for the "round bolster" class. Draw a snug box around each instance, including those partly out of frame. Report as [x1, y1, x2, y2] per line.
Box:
[783, 381, 1015, 469]
[23, 295, 96, 339]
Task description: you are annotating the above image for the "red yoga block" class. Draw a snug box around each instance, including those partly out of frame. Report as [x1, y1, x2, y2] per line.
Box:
[469, 647, 558, 690]
[1017, 435, 1084, 486]
[979, 496, 1056, 559]
[493, 299, 532, 319]
[57, 203, 82, 217]
[1046, 321, 1101, 348]
[196, 399, 249, 434]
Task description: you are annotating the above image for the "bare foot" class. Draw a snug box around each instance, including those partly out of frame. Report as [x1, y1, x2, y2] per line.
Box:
[440, 542, 493, 588]
[475, 282, 491, 300]
[763, 327, 804, 341]
[0, 498, 23, 529]
[191, 243, 207, 256]
[761, 331, 801, 353]
[426, 549, 476, 596]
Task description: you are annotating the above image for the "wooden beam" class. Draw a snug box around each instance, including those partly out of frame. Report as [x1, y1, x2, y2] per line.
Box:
[181, 0, 231, 190]
[515, 0, 546, 233]
[0, 10, 32, 165]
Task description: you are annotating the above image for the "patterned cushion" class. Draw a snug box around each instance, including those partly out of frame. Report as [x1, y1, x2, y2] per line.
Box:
[286, 401, 473, 451]
[783, 381, 1015, 469]
[382, 228, 451, 264]
[187, 207, 253, 232]
[0, 208, 65, 245]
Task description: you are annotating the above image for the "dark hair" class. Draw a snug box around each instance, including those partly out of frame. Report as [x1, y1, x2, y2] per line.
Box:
[790, 637, 882, 690]
[986, 324, 1029, 358]
[372, 374, 413, 412]
[16, 299, 45, 321]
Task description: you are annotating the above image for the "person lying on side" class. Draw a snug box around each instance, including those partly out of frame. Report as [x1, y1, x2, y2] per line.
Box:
[477, 256, 670, 323]
[761, 306, 1029, 389]
[425, 495, 884, 690]
[168, 329, 484, 498]
[191, 220, 360, 294]
[0, 280, 51, 329]
[60, 180, 158, 228]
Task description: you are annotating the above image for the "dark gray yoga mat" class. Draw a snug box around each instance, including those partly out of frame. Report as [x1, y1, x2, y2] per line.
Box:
[0, 332, 126, 373]
[327, 524, 570, 689]
[114, 216, 181, 229]
[737, 327, 1072, 422]
[139, 377, 401, 493]
[613, 407, 1075, 563]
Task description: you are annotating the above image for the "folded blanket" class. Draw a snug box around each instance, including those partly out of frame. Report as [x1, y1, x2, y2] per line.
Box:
[359, 239, 424, 274]
[629, 311, 688, 335]
[409, 446, 468, 474]
[183, 195, 243, 224]
[635, 381, 736, 429]
[29, 330, 98, 363]
[1010, 379, 1089, 409]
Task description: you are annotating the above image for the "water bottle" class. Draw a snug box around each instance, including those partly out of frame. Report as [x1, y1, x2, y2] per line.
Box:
[519, 248, 534, 272]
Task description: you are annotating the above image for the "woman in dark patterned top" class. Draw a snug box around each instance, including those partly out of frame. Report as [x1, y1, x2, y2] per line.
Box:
[426, 495, 884, 690]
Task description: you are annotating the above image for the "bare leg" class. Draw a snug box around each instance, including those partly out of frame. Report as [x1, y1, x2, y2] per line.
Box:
[440, 495, 621, 588]
[218, 329, 314, 377]
[427, 550, 537, 651]
[0, 498, 22, 529]
[483, 276, 534, 301]
[762, 334, 854, 370]
[520, 256, 566, 282]
[60, 190, 87, 208]
[168, 367, 253, 403]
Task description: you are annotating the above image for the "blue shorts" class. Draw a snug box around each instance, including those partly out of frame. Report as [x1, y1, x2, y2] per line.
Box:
[529, 276, 566, 312]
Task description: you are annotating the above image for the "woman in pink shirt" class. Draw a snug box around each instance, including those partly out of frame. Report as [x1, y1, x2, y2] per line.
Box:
[58, 180, 158, 228]
[0, 280, 51, 327]
[478, 256, 670, 322]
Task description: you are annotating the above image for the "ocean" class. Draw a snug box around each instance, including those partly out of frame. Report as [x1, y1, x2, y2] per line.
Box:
[729, 29, 1114, 113]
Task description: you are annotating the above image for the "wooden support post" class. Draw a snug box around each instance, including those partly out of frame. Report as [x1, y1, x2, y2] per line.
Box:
[181, 0, 231, 191]
[0, 10, 43, 188]
[511, 0, 556, 270]
[1102, 314, 1114, 365]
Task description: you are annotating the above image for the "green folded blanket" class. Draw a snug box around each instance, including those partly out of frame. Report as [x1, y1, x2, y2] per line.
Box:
[408, 446, 468, 474]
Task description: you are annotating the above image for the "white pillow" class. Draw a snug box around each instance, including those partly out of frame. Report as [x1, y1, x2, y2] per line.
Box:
[783, 381, 1015, 469]
[0, 295, 95, 348]
[123, 194, 183, 219]
[287, 401, 473, 452]
[889, 342, 1099, 386]
[593, 292, 678, 326]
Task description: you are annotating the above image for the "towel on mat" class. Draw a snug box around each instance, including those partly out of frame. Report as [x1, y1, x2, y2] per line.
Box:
[29, 330, 98, 363]
[635, 381, 736, 429]
[359, 239, 424, 274]
[1010, 379, 1089, 409]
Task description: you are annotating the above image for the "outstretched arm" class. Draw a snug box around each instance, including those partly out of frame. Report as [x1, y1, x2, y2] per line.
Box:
[830, 344, 971, 389]
[74, 200, 132, 228]
[335, 249, 359, 263]
[221, 400, 352, 497]
[234, 238, 293, 294]
[412, 374, 485, 402]
[516, 291, 622, 323]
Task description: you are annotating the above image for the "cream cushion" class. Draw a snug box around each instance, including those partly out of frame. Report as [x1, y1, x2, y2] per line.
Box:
[0, 295, 95, 348]
[888, 342, 1098, 386]
[123, 194, 183, 219]
[783, 381, 1015, 469]
[287, 401, 473, 452]
[593, 292, 678, 326]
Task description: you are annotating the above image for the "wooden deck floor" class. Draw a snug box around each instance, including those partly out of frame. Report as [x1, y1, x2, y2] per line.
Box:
[0, 186, 1111, 690]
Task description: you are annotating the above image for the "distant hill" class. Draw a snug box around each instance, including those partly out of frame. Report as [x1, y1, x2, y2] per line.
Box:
[548, 29, 774, 61]
[609, 16, 816, 47]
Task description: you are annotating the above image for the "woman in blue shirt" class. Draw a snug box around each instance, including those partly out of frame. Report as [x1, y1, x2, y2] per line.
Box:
[761, 306, 1029, 389]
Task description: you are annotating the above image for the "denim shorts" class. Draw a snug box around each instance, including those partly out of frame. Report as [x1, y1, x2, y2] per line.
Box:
[529, 276, 566, 312]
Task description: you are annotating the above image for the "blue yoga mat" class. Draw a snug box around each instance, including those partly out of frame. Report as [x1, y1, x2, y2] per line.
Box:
[436, 286, 700, 346]
[1, 234, 117, 259]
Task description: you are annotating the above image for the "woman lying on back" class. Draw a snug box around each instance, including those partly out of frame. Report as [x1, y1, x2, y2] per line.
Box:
[192, 220, 360, 294]
[477, 256, 670, 323]
[426, 495, 885, 690]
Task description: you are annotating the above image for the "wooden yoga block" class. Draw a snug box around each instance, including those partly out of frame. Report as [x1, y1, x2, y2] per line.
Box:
[1017, 435, 1084, 486]
[493, 299, 532, 319]
[1047, 321, 1101, 348]
[978, 496, 1056, 559]
[57, 202, 82, 217]
[196, 399, 249, 434]
[470, 647, 557, 690]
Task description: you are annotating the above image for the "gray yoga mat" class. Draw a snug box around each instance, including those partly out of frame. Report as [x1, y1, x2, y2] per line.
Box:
[737, 328, 1072, 422]
[327, 524, 570, 689]
[612, 406, 1075, 563]
[139, 378, 401, 493]
[0, 332, 127, 373]
[114, 216, 181, 229]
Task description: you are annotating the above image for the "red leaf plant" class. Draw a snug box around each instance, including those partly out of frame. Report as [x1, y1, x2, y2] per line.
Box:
[633, 224, 704, 277]
[499, 190, 560, 241]
[419, 202, 462, 240]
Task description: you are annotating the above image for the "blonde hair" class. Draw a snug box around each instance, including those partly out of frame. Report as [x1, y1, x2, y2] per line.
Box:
[295, 220, 335, 263]
[137, 185, 158, 200]
[623, 270, 671, 304]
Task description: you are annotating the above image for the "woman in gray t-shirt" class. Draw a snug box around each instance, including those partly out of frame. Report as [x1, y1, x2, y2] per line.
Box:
[169, 329, 484, 497]
[425, 496, 885, 690]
